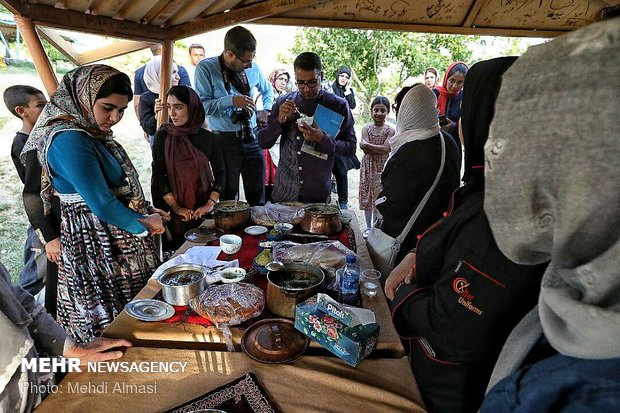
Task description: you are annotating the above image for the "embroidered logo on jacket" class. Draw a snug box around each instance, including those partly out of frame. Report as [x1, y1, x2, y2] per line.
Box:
[452, 273, 484, 316]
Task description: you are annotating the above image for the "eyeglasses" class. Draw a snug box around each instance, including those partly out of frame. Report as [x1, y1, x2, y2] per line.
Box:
[295, 79, 320, 89]
[232, 52, 254, 65]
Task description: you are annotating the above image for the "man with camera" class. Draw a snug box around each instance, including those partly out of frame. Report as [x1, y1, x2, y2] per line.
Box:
[194, 26, 273, 206]
[258, 52, 356, 204]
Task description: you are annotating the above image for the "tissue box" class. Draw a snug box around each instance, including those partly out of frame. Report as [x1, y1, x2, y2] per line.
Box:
[294, 294, 380, 367]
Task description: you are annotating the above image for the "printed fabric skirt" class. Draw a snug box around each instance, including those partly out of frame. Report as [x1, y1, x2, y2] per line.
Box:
[56, 200, 160, 343]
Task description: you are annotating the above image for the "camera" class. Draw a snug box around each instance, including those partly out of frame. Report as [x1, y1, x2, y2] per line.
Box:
[231, 108, 255, 144]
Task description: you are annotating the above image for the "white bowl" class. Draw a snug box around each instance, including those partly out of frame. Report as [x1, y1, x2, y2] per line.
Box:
[296, 116, 313, 127]
[273, 222, 293, 234]
[220, 267, 246, 283]
[219, 234, 242, 255]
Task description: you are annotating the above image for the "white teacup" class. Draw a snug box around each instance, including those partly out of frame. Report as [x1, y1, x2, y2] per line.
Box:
[219, 234, 242, 255]
[220, 267, 246, 283]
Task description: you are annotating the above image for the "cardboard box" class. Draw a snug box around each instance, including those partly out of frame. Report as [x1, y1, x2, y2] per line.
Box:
[294, 293, 380, 367]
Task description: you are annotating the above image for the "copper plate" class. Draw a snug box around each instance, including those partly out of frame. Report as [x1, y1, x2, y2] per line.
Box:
[241, 318, 308, 364]
[184, 226, 223, 243]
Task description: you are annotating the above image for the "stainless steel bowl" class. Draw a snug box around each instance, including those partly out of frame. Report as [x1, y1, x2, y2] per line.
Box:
[157, 264, 208, 306]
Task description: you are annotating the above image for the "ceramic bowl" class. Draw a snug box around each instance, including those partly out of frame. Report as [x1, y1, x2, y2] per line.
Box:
[219, 234, 242, 255]
[296, 116, 313, 127]
[273, 222, 293, 235]
[219, 267, 246, 283]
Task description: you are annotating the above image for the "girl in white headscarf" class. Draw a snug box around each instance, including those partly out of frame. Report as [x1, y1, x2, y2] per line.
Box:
[138, 56, 180, 143]
[371, 84, 461, 268]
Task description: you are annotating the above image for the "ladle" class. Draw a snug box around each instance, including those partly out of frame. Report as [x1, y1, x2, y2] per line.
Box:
[265, 260, 285, 272]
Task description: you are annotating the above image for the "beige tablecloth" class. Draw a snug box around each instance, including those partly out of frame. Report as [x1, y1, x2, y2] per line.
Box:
[35, 347, 425, 413]
[104, 216, 405, 358]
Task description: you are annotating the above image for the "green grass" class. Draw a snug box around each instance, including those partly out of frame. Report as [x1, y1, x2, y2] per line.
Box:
[0, 158, 30, 283]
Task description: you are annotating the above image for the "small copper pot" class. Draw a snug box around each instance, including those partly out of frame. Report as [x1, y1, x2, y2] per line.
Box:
[300, 203, 342, 235]
[214, 200, 250, 231]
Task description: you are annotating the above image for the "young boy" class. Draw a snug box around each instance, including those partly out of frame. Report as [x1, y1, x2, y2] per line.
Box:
[3, 85, 61, 318]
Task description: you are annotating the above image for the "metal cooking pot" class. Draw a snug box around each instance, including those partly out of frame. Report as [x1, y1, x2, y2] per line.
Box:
[158, 264, 208, 306]
[214, 200, 251, 231]
[300, 203, 342, 235]
[266, 263, 325, 318]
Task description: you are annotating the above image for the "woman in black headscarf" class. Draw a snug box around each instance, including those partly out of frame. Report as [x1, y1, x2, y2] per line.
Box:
[330, 66, 356, 109]
[385, 57, 547, 413]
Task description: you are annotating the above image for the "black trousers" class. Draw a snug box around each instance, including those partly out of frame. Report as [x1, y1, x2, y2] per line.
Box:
[332, 155, 350, 205]
[217, 133, 265, 206]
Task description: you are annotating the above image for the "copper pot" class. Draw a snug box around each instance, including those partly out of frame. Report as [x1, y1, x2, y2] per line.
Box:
[300, 203, 342, 235]
[214, 200, 250, 231]
[267, 263, 324, 318]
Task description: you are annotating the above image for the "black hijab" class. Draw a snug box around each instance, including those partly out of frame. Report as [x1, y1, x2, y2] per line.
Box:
[460, 56, 517, 187]
[331, 66, 352, 97]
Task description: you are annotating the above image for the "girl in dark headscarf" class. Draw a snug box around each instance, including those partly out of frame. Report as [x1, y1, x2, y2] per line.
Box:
[22, 64, 165, 343]
[151, 85, 225, 252]
[386, 57, 547, 413]
[433, 61, 468, 138]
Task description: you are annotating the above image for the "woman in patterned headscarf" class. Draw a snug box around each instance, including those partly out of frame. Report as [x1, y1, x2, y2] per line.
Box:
[263, 69, 290, 201]
[151, 85, 225, 252]
[22, 64, 167, 343]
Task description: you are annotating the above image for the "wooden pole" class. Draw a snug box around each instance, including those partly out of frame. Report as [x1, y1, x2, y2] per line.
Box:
[14, 15, 59, 95]
[157, 40, 173, 128]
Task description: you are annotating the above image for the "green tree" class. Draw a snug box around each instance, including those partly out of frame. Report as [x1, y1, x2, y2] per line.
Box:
[289, 28, 480, 117]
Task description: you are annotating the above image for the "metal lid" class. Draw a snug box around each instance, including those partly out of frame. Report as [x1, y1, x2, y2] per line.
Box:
[241, 318, 308, 364]
[184, 226, 223, 243]
[125, 299, 174, 322]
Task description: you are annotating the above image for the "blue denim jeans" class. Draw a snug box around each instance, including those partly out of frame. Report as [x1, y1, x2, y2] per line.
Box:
[18, 225, 47, 296]
[481, 352, 620, 412]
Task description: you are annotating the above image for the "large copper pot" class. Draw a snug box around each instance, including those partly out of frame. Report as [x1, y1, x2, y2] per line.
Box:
[214, 200, 250, 231]
[300, 203, 342, 235]
[266, 263, 325, 318]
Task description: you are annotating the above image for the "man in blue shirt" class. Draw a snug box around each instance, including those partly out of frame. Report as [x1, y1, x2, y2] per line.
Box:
[194, 26, 274, 206]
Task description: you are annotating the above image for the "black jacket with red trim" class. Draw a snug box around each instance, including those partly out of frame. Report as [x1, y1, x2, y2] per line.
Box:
[391, 185, 546, 413]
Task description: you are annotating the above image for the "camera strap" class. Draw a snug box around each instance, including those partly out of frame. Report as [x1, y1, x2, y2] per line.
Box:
[218, 54, 250, 96]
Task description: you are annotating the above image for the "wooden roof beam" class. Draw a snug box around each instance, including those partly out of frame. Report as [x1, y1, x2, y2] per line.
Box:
[170, 0, 325, 39]
[150, 0, 189, 27]
[200, 0, 243, 17]
[78, 40, 157, 64]
[36, 26, 82, 66]
[165, 0, 216, 27]
[256, 17, 561, 38]
[3, 0, 169, 41]
[462, 0, 488, 28]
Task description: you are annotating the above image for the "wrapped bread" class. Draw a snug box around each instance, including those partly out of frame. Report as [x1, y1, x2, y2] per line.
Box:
[190, 282, 264, 325]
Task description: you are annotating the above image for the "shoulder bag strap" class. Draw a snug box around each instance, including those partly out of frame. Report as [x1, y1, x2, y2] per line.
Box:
[395, 132, 446, 244]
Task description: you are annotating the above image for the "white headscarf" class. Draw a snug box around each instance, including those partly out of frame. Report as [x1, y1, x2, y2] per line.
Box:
[143, 56, 178, 95]
[387, 84, 440, 163]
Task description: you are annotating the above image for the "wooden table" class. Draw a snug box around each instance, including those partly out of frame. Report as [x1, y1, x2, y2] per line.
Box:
[35, 347, 425, 413]
[104, 216, 405, 358]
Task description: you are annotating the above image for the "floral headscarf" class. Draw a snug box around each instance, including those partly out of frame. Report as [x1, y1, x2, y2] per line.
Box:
[21, 64, 147, 215]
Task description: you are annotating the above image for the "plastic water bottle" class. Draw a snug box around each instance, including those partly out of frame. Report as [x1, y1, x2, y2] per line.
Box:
[339, 255, 360, 295]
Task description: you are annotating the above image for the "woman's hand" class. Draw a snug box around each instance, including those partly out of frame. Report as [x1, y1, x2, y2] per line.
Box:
[149, 206, 171, 222]
[193, 202, 215, 219]
[384, 251, 416, 300]
[154, 98, 163, 114]
[138, 214, 165, 235]
[45, 237, 62, 265]
[440, 117, 455, 132]
[173, 206, 193, 221]
[64, 337, 132, 364]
